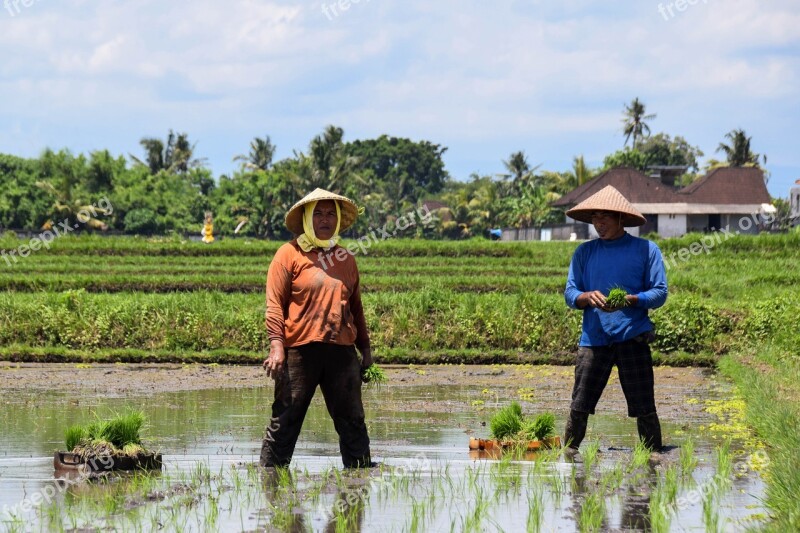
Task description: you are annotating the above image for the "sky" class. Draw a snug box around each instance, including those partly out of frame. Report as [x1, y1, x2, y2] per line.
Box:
[1, 0, 798, 198]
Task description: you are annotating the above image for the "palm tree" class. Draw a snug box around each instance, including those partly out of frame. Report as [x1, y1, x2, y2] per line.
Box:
[290, 126, 362, 194]
[501, 151, 541, 193]
[572, 155, 592, 187]
[35, 180, 111, 230]
[503, 151, 531, 182]
[716, 129, 765, 167]
[131, 130, 203, 174]
[233, 136, 276, 171]
[622, 98, 656, 148]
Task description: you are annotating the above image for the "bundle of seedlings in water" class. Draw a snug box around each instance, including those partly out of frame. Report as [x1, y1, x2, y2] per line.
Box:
[362, 364, 388, 387]
[475, 403, 559, 451]
[489, 402, 524, 440]
[605, 286, 629, 309]
[56, 409, 162, 473]
[520, 413, 556, 441]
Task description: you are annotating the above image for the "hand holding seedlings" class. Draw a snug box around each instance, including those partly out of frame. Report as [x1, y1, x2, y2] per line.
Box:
[361, 364, 387, 386]
[603, 287, 629, 311]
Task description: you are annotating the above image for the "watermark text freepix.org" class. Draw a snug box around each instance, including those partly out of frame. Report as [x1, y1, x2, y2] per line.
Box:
[4, 0, 43, 17]
[2, 454, 116, 520]
[658, 0, 708, 21]
[317, 204, 435, 270]
[321, 0, 371, 21]
[1, 197, 113, 268]
[663, 211, 774, 270]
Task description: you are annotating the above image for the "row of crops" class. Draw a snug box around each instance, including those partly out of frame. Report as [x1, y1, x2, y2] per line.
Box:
[0, 232, 798, 363]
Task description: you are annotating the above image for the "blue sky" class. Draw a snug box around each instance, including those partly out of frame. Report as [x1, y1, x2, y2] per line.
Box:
[1, 0, 798, 198]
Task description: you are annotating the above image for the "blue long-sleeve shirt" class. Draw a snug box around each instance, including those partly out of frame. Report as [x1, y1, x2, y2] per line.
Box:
[564, 232, 668, 346]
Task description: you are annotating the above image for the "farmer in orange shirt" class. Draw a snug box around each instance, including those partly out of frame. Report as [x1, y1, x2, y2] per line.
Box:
[260, 189, 374, 468]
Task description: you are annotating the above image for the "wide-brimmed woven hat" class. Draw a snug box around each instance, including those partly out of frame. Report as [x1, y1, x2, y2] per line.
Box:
[285, 188, 360, 235]
[565, 185, 646, 227]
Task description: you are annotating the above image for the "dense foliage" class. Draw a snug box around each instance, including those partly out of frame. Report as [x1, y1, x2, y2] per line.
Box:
[1, 113, 783, 240]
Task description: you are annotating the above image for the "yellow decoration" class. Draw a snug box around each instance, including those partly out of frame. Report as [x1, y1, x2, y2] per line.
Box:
[202, 212, 214, 244]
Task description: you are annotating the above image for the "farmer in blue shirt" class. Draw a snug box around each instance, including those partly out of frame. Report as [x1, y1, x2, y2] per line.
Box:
[563, 185, 668, 453]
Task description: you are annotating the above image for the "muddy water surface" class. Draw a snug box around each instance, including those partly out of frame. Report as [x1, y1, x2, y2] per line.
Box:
[0, 363, 767, 531]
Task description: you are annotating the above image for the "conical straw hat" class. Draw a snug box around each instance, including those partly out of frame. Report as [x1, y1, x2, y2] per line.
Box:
[565, 185, 646, 227]
[285, 188, 360, 235]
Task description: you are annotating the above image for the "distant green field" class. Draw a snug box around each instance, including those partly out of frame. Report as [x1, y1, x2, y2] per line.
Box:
[0, 232, 797, 362]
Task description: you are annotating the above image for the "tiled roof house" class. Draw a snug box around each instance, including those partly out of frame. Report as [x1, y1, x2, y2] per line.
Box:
[551, 166, 773, 237]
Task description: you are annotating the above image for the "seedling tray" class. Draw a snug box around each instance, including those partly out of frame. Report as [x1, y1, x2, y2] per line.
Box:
[468, 436, 561, 451]
[54, 451, 162, 473]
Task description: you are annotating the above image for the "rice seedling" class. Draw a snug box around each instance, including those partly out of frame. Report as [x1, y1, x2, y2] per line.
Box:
[679, 436, 698, 478]
[577, 491, 605, 532]
[702, 490, 721, 533]
[714, 439, 733, 492]
[648, 483, 672, 533]
[582, 440, 600, 472]
[662, 465, 679, 505]
[599, 462, 624, 492]
[520, 413, 556, 441]
[547, 472, 564, 506]
[630, 441, 651, 471]
[605, 287, 628, 309]
[490, 402, 524, 439]
[65, 409, 150, 464]
[526, 485, 544, 533]
[362, 364, 388, 386]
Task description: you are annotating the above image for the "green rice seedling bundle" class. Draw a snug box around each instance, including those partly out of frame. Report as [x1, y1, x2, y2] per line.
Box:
[65, 409, 148, 457]
[362, 364, 387, 386]
[605, 287, 628, 309]
[490, 402, 524, 439]
[490, 404, 558, 442]
[520, 413, 556, 441]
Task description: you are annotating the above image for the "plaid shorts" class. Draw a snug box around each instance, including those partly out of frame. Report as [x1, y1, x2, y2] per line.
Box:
[570, 337, 656, 418]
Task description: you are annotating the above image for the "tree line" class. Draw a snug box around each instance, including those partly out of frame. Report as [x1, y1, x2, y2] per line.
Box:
[0, 99, 772, 239]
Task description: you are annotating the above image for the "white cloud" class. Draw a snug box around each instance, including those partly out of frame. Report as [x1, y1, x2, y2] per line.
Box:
[0, 0, 797, 194]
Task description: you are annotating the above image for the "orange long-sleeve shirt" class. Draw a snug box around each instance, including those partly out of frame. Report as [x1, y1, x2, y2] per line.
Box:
[265, 240, 370, 352]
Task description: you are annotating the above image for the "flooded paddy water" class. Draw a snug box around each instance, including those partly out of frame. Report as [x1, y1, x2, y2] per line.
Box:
[0, 363, 767, 532]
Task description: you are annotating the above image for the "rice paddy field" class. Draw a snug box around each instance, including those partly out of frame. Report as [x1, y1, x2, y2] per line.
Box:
[0, 232, 798, 531]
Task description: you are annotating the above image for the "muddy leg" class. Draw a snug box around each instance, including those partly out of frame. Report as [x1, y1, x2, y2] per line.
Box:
[260, 349, 320, 467]
[564, 409, 589, 450]
[636, 412, 663, 451]
[320, 346, 371, 468]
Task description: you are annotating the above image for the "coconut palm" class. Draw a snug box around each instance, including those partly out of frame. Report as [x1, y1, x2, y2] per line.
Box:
[503, 151, 531, 182]
[716, 129, 765, 167]
[233, 136, 276, 171]
[131, 130, 203, 174]
[290, 125, 363, 194]
[501, 151, 542, 193]
[35, 180, 110, 230]
[622, 98, 656, 148]
[572, 155, 592, 186]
